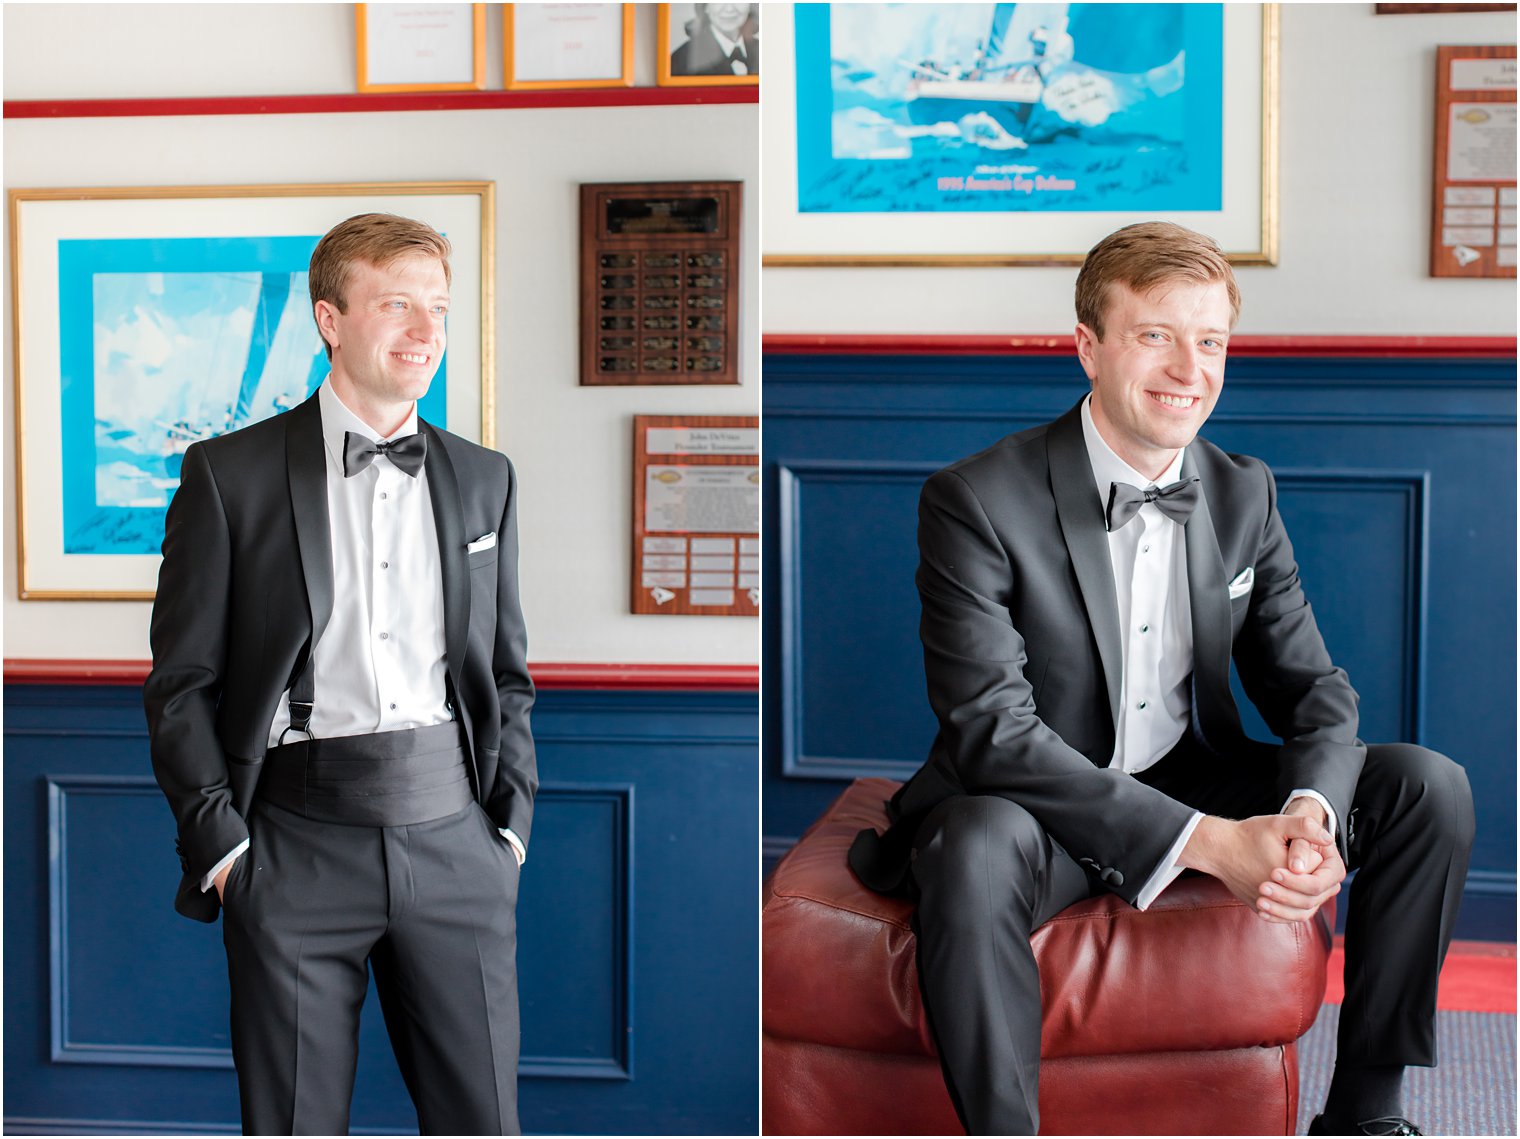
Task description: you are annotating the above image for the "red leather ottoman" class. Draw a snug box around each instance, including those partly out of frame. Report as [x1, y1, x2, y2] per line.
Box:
[763, 778, 1334, 1136]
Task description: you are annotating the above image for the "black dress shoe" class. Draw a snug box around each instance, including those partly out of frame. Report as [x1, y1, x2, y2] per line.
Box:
[1308, 1113, 1423, 1135]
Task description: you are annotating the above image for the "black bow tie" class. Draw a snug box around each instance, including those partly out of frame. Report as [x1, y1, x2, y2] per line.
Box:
[343, 430, 427, 478]
[1105, 477, 1200, 532]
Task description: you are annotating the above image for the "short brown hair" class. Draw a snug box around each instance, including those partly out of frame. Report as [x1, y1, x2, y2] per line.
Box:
[308, 213, 452, 355]
[1074, 222, 1239, 340]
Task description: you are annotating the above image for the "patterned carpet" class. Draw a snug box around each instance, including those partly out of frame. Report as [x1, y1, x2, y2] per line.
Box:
[1295, 1007, 1516, 1136]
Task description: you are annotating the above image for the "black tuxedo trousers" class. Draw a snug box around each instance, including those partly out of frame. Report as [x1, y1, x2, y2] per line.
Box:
[910, 735, 1474, 1136]
[222, 796, 521, 1135]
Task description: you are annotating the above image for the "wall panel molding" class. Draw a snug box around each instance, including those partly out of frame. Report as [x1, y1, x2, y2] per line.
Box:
[1268, 468, 1429, 744]
[778, 460, 944, 782]
[43, 777, 637, 1078]
[7, 685, 756, 1133]
[46, 777, 217, 1068]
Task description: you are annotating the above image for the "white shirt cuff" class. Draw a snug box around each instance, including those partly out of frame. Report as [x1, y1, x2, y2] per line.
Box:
[1284, 789, 1338, 842]
[200, 839, 250, 893]
[1134, 811, 1204, 911]
[500, 827, 526, 867]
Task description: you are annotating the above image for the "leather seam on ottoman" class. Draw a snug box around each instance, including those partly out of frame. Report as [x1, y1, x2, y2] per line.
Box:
[767, 888, 914, 930]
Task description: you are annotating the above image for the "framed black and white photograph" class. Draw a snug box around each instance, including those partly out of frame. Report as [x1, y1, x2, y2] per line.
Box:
[657, 3, 760, 87]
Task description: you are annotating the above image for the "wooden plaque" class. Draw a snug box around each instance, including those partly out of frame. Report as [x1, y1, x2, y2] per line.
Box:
[581, 181, 742, 385]
[631, 415, 758, 616]
[1431, 45, 1517, 278]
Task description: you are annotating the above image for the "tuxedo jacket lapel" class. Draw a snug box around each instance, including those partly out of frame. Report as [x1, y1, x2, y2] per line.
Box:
[1046, 407, 1124, 733]
[285, 395, 334, 660]
[1181, 449, 1238, 742]
[421, 421, 472, 750]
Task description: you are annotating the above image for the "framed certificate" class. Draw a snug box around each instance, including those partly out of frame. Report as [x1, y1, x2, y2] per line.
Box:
[504, 4, 634, 90]
[632, 416, 759, 616]
[1430, 45, 1517, 278]
[356, 4, 486, 93]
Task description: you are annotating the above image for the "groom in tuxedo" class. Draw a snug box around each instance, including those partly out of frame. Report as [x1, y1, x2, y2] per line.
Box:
[145, 213, 535, 1135]
[849, 222, 1474, 1136]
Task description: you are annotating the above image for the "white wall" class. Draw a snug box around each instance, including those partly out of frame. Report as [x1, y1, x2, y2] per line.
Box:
[3, 4, 759, 664]
[762, 2, 1518, 336]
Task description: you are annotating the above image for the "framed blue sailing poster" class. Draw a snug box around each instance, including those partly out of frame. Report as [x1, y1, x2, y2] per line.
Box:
[10, 181, 493, 598]
[763, 3, 1278, 265]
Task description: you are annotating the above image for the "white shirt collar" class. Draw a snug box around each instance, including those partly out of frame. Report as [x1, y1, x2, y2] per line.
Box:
[710, 26, 745, 57]
[317, 376, 419, 470]
[1079, 393, 1185, 504]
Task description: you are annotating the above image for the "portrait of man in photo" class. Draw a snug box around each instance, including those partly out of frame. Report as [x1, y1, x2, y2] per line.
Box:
[668, 3, 759, 78]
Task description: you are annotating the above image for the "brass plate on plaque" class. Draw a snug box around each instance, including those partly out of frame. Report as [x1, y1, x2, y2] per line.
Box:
[631, 414, 759, 616]
[581, 181, 742, 385]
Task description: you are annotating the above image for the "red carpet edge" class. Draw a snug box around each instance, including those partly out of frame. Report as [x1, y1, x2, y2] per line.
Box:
[1321, 939, 1517, 1013]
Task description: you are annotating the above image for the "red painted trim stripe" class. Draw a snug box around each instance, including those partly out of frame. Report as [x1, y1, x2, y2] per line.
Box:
[3, 659, 757, 691]
[4, 87, 757, 120]
[531, 663, 757, 690]
[763, 334, 1517, 359]
[3, 659, 151, 685]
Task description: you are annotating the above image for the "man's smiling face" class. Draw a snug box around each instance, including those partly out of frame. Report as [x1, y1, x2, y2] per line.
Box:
[317, 253, 449, 422]
[1075, 278, 1233, 480]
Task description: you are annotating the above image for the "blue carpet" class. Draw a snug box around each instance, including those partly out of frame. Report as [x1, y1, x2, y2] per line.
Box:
[1296, 1007, 1517, 1135]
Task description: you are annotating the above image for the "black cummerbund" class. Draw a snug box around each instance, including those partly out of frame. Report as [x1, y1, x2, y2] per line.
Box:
[257, 722, 473, 827]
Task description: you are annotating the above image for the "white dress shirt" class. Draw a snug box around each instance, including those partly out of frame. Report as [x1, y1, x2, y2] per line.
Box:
[203, 379, 522, 890]
[1079, 396, 1335, 909]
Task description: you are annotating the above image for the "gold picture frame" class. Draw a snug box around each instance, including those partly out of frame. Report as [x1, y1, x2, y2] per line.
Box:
[504, 3, 635, 91]
[9, 180, 495, 600]
[763, 4, 1280, 266]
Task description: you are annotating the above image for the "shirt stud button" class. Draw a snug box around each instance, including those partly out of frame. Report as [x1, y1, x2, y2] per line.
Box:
[380, 492, 388, 500]
[1142, 544, 1151, 553]
[1137, 700, 1148, 710]
[1140, 624, 1150, 633]
[380, 561, 389, 569]
[379, 632, 389, 640]
[390, 703, 397, 711]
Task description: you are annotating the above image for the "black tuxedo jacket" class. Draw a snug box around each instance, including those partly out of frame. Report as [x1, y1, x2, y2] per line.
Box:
[144, 393, 537, 923]
[850, 400, 1364, 905]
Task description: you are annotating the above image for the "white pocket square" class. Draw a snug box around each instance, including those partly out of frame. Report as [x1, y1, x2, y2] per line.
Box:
[466, 532, 497, 554]
[1228, 566, 1255, 600]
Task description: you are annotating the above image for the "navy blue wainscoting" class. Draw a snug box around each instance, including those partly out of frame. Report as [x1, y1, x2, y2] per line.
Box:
[762, 350, 1516, 941]
[4, 684, 758, 1135]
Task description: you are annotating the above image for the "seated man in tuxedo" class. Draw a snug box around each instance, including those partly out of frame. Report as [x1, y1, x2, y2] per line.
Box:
[145, 213, 535, 1135]
[849, 222, 1474, 1137]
